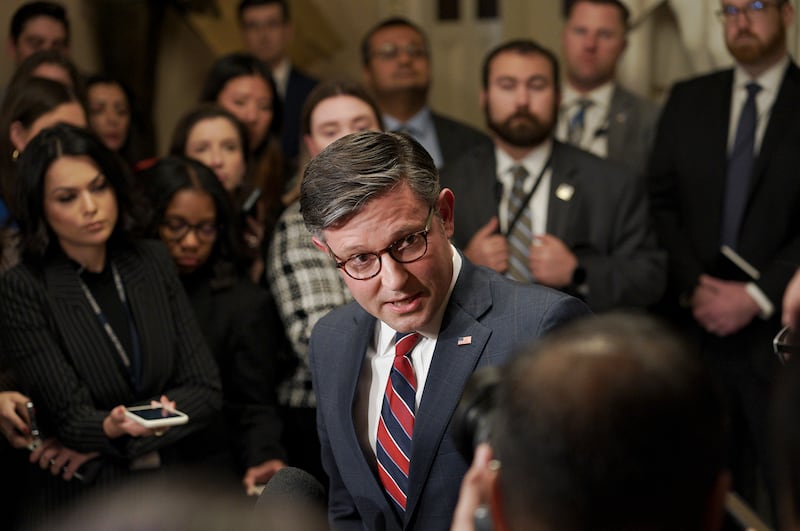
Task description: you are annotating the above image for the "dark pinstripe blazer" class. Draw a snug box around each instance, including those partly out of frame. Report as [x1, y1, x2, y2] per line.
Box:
[0, 239, 222, 517]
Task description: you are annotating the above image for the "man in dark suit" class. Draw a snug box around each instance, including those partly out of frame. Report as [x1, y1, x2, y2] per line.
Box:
[238, 0, 318, 163]
[648, 0, 800, 509]
[442, 39, 664, 312]
[301, 131, 589, 531]
[360, 17, 491, 170]
[556, 0, 660, 178]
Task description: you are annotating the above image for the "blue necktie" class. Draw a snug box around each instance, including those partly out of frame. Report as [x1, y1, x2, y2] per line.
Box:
[567, 99, 592, 146]
[722, 82, 761, 249]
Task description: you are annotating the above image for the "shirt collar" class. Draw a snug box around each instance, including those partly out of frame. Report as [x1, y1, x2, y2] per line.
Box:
[733, 54, 789, 94]
[495, 138, 553, 178]
[383, 106, 433, 136]
[271, 58, 291, 98]
[562, 81, 615, 110]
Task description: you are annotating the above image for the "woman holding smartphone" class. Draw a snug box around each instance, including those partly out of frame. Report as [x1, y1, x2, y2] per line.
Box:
[139, 156, 287, 494]
[0, 123, 221, 527]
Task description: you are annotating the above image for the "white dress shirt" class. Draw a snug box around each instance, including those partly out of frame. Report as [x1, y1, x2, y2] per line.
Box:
[557, 81, 615, 157]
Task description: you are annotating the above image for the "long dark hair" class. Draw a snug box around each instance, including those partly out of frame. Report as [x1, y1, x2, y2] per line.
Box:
[139, 156, 243, 282]
[199, 52, 283, 153]
[15, 123, 136, 264]
[86, 73, 142, 168]
[0, 77, 83, 211]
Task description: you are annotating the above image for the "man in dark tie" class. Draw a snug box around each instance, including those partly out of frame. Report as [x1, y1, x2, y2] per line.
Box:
[556, 0, 660, 178]
[301, 131, 589, 530]
[360, 17, 490, 171]
[441, 39, 665, 312]
[648, 0, 800, 513]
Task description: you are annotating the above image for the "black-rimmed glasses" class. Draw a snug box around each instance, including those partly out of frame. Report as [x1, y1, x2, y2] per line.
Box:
[328, 207, 434, 280]
[717, 1, 781, 22]
[773, 325, 800, 365]
[160, 217, 218, 242]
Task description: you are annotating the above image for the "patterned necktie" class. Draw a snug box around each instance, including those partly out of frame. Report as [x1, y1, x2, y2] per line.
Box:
[376, 331, 421, 514]
[567, 98, 592, 147]
[506, 165, 533, 283]
[722, 82, 761, 250]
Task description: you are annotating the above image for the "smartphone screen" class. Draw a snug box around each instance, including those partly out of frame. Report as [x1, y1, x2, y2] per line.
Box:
[129, 407, 182, 421]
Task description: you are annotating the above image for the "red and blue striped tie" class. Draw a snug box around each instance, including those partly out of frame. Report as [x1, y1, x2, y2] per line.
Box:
[376, 331, 420, 514]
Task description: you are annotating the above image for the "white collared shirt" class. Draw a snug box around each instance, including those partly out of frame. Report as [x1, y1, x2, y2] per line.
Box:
[383, 106, 444, 169]
[495, 141, 553, 237]
[557, 81, 615, 157]
[271, 58, 291, 99]
[728, 55, 789, 155]
[355, 245, 462, 457]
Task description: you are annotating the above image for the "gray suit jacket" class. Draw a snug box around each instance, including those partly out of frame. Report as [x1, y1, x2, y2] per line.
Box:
[441, 140, 665, 312]
[310, 256, 589, 531]
[606, 85, 661, 178]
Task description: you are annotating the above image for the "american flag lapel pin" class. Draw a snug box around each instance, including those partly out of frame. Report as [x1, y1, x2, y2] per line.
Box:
[457, 336, 472, 346]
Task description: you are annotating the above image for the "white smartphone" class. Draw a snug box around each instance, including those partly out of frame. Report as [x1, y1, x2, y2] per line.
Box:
[124, 405, 189, 428]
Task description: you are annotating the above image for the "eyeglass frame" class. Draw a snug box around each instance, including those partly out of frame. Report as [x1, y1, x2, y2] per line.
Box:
[716, 0, 783, 22]
[160, 217, 219, 243]
[773, 325, 800, 365]
[369, 42, 429, 61]
[326, 207, 435, 281]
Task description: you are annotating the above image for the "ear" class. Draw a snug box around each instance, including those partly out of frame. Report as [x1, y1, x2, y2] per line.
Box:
[437, 188, 455, 239]
[9, 121, 28, 152]
[311, 235, 329, 254]
[303, 134, 319, 158]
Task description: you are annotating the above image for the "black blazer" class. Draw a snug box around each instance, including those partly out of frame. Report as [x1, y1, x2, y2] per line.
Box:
[431, 112, 492, 172]
[281, 66, 318, 161]
[649, 62, 800, 311]
[442, 140, 665, 312]
[0, 240, 222, 517]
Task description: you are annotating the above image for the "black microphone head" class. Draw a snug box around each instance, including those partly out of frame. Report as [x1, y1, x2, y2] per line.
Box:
[255, 467, 328, 531]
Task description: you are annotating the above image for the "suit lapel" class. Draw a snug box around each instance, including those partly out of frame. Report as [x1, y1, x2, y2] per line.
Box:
[404, 260, 492, 522]
[606, 85, 631, 160]
[546, 143, 577, 241]
[750, 62, 800, 193]
[44, 254, 134, 399]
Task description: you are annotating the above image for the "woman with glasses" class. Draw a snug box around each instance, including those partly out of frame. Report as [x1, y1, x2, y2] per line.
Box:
[266, 79, 382, 482]
[139, 156, 286, 495]
[0, 124, 221, 527]
[170, 103, 271, 283]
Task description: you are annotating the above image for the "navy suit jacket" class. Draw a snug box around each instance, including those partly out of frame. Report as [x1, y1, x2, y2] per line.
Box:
[309, 256, 589, 531]
[442, 140, 665, 312]
[281, 66, 318, 160]
[431, 112, 492, 172]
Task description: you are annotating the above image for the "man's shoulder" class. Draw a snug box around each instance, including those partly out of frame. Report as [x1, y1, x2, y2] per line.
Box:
[611, 84, 660, 117]
[431, 112, 490, 145]
[554, 141, 634, 182]
[289, 67, 318, 90]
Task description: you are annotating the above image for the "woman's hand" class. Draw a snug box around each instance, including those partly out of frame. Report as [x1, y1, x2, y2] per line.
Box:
[103, 395, 177, 439]
[30, 437, 99, 481]
[0, 391, 32, 448]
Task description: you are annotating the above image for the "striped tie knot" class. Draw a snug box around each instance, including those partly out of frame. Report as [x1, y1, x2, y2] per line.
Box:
[376, 331, 421, 514]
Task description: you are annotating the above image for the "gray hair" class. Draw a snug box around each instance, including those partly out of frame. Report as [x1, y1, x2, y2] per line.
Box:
[300, 131, 440, 238]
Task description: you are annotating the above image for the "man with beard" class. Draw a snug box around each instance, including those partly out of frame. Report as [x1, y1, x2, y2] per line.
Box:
[648, 0, 800, 514]
[556, 0, 660, 178]
[361, 17, 490, 170]
[441, 39, 664, 312]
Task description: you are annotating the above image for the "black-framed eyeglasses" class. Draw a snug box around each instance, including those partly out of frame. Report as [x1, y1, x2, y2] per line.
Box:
[327, 207, 434, 281]
[773, 325, 800, 365]
[717, 1, 781, 22]
[370, 42, 428, 61]
[160, 217, 218, 243]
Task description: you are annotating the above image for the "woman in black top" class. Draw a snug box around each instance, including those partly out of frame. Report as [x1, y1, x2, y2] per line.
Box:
[139, 156, 287, 495]
[0, 124, 222, 526]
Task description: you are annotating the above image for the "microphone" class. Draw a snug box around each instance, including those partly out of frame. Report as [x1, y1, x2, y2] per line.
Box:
[255, 467, 328, 530]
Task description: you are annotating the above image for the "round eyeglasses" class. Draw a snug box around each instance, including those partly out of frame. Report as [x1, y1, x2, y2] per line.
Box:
[160, 217, 218, 242]
[327, 207, 434, 280]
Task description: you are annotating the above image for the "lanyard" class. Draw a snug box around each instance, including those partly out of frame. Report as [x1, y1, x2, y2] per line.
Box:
[504, 154, 553, 238]
[77, 263, 143, 392]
